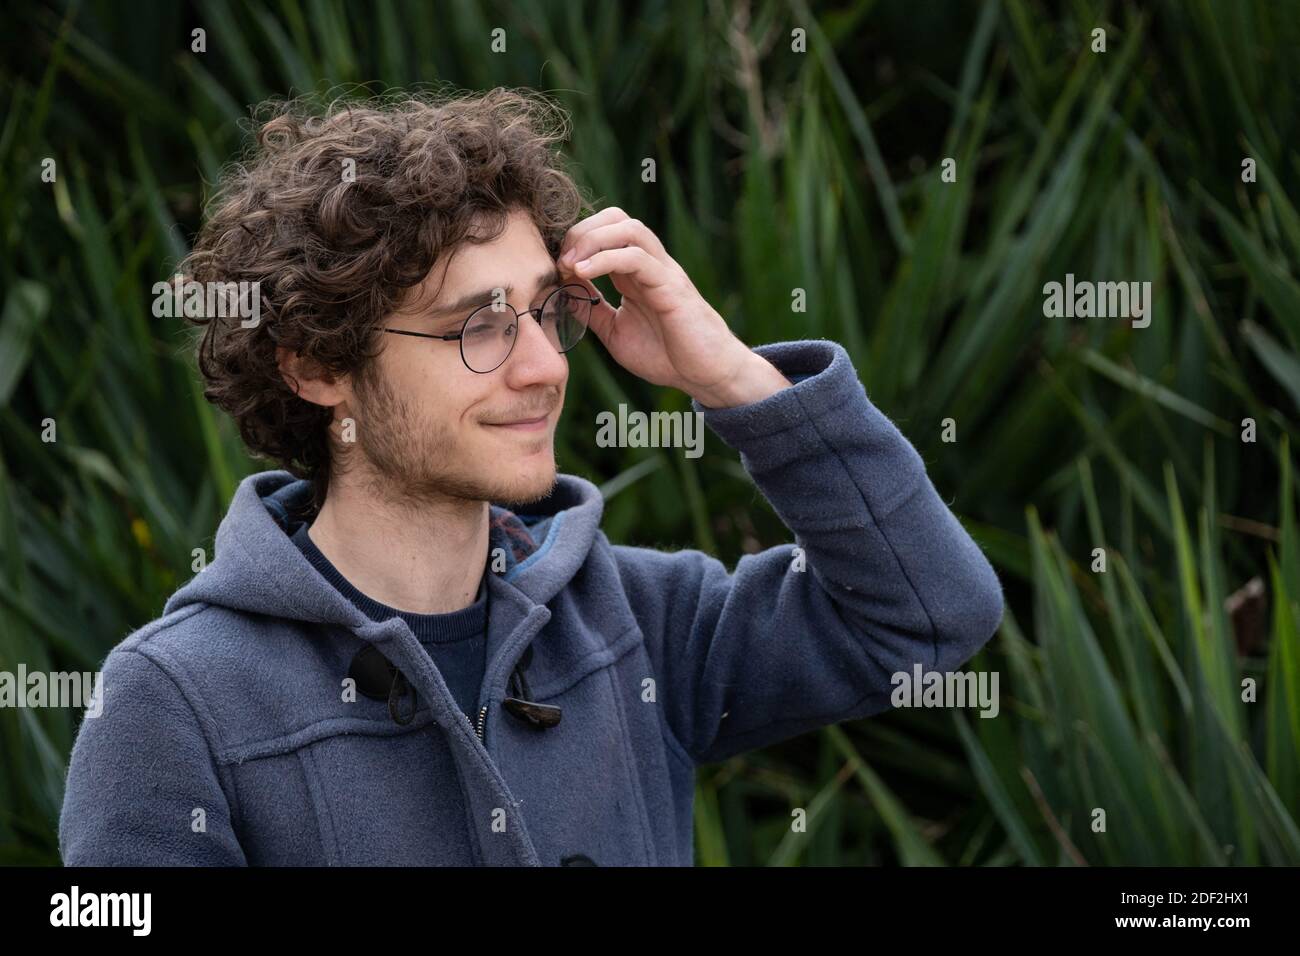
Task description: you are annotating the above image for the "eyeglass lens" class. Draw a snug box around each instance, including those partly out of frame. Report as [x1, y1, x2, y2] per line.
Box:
[461, 284, 591, 372]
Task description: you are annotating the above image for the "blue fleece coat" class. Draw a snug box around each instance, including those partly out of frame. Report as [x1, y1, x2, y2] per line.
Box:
[58, 340, 1004, 866]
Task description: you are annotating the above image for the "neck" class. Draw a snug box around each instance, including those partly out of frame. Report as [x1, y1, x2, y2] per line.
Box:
[306, 468, 488, 615]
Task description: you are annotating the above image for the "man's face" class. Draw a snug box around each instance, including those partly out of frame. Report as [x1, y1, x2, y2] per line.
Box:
[344, 207, 570, 507]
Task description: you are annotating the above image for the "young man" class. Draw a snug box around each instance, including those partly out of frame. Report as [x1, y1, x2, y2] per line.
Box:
[59, 89, 1004, 866]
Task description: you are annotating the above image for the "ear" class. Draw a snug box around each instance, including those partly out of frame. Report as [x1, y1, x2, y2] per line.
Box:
[277, 346, 350, 408]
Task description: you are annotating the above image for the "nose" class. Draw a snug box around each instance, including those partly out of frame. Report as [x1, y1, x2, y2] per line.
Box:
[501, 307, 569, 390]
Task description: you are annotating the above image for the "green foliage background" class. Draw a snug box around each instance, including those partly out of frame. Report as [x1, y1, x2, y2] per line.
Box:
[2, 0, 1299, 865]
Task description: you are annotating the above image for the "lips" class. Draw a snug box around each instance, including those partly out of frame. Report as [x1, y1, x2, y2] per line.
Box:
[485, 412, 550, 424]
[483, 410, 554, 430]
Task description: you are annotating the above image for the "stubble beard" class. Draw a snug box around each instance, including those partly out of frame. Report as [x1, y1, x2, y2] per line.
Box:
[344, 369, 559, 511]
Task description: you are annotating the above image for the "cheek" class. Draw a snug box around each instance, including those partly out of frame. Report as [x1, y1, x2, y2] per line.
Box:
[390, 352, 485, 426]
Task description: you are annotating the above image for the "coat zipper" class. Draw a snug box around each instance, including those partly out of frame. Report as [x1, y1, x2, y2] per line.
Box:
[466, 704, 488, 742]
[463, 652, 528, 744]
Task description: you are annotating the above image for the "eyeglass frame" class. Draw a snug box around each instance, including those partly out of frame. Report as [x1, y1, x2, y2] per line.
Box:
[382, 282, 602, 373]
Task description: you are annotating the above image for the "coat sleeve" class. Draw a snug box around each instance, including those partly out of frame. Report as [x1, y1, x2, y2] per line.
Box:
[613, 339, 1004, 766]
[59, 645, 248, 866]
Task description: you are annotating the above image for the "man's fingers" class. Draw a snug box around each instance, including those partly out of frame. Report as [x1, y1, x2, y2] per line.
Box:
[557, 206, 631, 261]
[586, 294, 618, 344]
[560, 218, 669, 270]
[570, 245, 671, 290]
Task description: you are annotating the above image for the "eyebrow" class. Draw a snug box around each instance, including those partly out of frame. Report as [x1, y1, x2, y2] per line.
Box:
[428, 267, 564, 318]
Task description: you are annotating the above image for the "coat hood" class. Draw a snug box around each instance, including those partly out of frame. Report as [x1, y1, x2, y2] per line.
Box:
[162, 469, 607, 625]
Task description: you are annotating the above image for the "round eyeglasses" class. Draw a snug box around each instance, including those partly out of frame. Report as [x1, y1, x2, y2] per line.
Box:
[383, 283, 600, 373]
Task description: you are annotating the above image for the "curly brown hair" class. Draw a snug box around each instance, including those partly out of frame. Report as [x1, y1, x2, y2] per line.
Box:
[180, 86, 588, 512]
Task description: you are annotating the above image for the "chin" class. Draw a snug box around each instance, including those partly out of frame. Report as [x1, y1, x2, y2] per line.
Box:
[497, 462, 558, 506]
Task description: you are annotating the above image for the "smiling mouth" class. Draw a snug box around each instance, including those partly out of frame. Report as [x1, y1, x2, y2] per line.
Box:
[483, 413, 552, 432]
